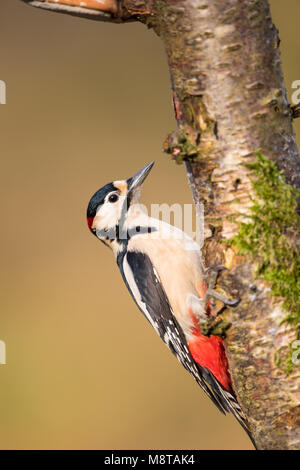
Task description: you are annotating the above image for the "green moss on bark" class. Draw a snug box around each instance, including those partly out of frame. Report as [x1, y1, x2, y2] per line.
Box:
[163, 130, 199, 163]
[230, 152, 300, 371]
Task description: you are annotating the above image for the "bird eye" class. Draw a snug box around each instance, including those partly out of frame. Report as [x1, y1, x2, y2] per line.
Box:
[108, 193, 119, 203]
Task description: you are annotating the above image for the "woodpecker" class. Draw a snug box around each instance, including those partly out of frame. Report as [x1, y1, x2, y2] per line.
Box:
[87, 162, 255, 447]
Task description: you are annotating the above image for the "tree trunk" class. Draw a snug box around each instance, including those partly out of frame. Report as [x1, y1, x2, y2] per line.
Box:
[22, 0, 300, 450]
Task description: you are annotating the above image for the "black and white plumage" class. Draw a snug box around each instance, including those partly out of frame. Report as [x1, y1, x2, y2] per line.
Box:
[86, 162, 255, 448]
[119, 249, 225, 414]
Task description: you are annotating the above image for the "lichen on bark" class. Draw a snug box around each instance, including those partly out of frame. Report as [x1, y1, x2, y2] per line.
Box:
[229, 151, 300, 372]
[163, 130, 199, 163]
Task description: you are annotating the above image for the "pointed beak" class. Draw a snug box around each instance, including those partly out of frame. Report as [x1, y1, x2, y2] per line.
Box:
[128, 162, 154, 192]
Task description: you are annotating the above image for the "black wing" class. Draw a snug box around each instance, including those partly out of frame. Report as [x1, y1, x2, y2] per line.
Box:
[118, 249, 226, 414]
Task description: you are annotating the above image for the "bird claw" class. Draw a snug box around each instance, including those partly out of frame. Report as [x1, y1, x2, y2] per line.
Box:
[206, 289, 240, 307]
[204, 264, 227, 275]
[187, 265, 240, 337]
[202, 264, 240, 309]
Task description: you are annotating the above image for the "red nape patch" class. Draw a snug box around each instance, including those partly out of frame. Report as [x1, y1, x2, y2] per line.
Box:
[87, 216, 94, 230]
[187, 307, 232, 391]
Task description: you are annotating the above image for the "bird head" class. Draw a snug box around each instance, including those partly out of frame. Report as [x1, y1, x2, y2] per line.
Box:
[87, 162, 154, 245]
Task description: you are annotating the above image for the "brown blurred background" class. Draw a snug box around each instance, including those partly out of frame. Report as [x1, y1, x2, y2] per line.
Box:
[0, 0, 299, 450]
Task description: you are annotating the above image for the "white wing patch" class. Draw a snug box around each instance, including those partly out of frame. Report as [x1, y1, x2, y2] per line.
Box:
[122, 254, 160, 334]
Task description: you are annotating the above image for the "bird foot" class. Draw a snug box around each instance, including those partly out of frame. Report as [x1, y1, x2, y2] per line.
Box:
[202, 265, 240, 309]
[187, 265, 240, 337]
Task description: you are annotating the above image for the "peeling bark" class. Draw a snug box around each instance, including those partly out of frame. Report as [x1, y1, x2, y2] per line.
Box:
[21, 0, 300, 449]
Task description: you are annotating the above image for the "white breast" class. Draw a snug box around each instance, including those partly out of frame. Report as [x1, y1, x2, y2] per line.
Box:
[125, 210, 204, 339]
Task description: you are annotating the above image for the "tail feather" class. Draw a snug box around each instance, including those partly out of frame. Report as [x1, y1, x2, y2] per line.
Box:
[202, 368, 257, 450]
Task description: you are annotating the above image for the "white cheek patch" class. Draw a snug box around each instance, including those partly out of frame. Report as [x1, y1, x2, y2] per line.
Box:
[93, 195, 126, 232]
